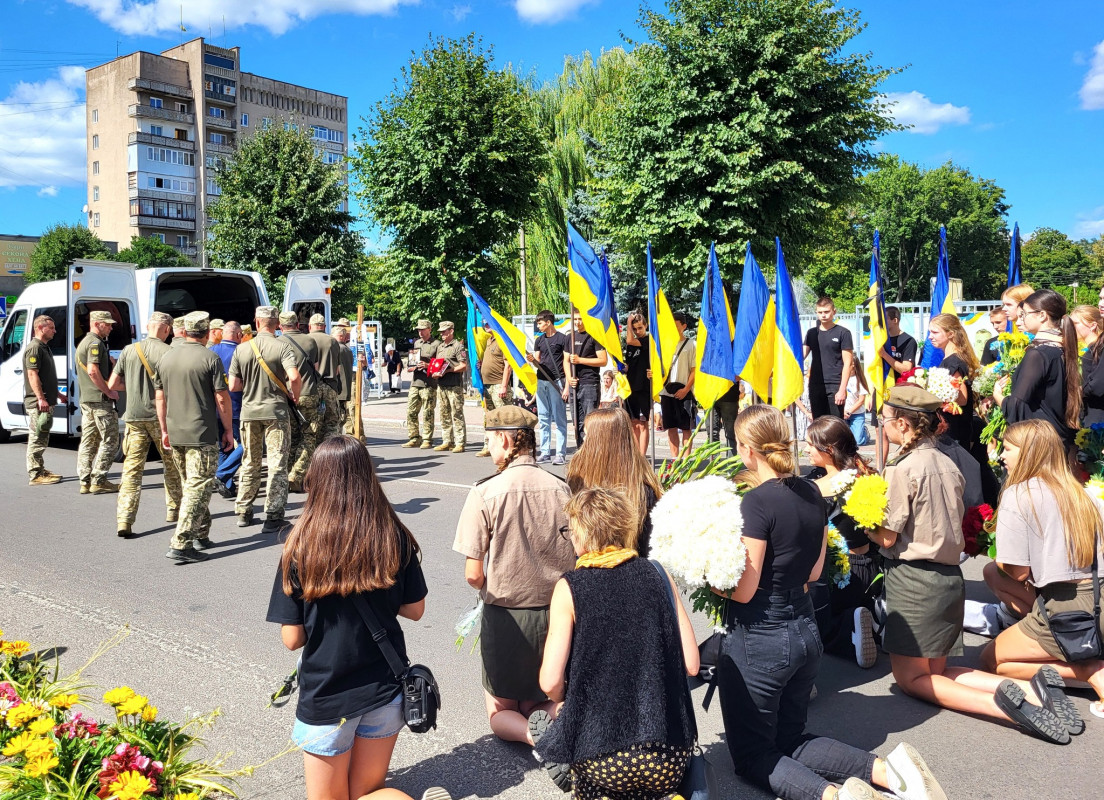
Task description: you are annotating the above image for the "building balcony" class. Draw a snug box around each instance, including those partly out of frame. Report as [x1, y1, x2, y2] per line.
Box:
[128, 77, 193, 99]
[204, 89, 237, 105]
[129, 104, 194, 124]
[130, 216, 196, 231]
[205, 142, 234, 155]
[205, 115, 236, 131]
[322, 140, 344, 153]
[128, 131, 195, 151]
[204, 64, 236, 80]
[174, 245, 199, 257]
[128, 186, 197, 202]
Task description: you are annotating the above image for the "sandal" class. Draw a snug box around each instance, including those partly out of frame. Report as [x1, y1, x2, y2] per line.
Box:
[1031, 665, 1084, 735]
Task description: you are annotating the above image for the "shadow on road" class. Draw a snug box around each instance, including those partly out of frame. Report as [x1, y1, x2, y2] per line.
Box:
[393, 497, 439, 515]
[389, 735, 531, 798]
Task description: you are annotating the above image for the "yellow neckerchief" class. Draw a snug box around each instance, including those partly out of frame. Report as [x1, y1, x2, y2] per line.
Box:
[575, 546, 638, 569]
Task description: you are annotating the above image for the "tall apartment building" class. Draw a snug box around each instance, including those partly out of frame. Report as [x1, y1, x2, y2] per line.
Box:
[85, 39, 348, 262]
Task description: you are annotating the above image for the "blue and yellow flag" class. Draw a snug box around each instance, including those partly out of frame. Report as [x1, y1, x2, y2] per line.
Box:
[771, 238, 804, 410]
[866, 231, 894, 411]
[567, 222, 624, 364]
[464, 292, 486, 400]
[920, 225, 955, 368]
[461, 279, 538, 396]
[694, 243, 736, 410]
[1007, 222, 1022, 333]
[731, 241, 775, 400]
[647, 243, 680, 401]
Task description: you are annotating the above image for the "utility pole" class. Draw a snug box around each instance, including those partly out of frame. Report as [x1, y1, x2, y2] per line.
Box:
[518, 223, 528, 317]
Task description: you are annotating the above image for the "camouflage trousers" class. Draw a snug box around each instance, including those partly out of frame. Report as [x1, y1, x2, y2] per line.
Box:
[437, 385, 466, 447]
[77, 400, 119, 485]
[236, 418, 291, 518]
[23, 398, 52, 478]
[343, 400, 366, 442]
[481, 387, 511, 445]
[117, 419, 183, 526]
[406, 385, 436, 441]
[288, 393, 322, 483]
[170, 444, 217, 549]
[319, 383, 343, 440]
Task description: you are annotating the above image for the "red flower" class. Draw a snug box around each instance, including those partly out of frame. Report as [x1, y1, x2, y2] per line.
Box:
[962, 505, 985, 557]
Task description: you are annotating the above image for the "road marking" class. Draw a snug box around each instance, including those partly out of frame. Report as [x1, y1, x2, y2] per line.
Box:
[382, 476, 472, 490]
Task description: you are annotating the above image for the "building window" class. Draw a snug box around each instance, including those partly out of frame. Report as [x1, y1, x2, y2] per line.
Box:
[150, 125, 163, 136]
[150, 97, 163, 109]
[262, 117, 272, 130]
[176, 102, 188, 113]
[93, 186, 99, 201]
[209, 132, 227, 145]
[93, 213, 100, 227]
[92, 134, 99, 150]
[209, 106, 225, 118]
[92, 109, 98, 123]
[178, 235, 189, 247]
[154, 233, 166, 244]
[175, 129, 188, 141]
[92, 161, 99, 175]
[204, 52, 235, 71]
[240, 113, 248, 127]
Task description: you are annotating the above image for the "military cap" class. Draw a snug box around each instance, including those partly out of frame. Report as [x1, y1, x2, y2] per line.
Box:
[886, 385, 943, 413]
[308, 313, 326, 326]
[255, 306, 279, 320]
[183, 311, 210, 333]
[241, 324, 253, 336]
[172, 316, 186, 330]
[333, 317, 351, 328]
[485, 405, 537, 431]
[416, 319, 432, 330]
[209, 318, 225, 330]
[278, 311, 299, 326]
[90, 310, 116, 324]
[438, 320, 455, 332]
[148, 311, 173, 326]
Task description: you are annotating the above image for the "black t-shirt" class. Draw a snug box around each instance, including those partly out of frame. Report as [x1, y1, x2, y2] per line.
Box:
[573, 332, 602, 386]
[266, 540, 428, 725]
[740, 477, 828, 593]
[625, 335, 649, 396]
[1082, 349, 1104, 426]
[939, 353, 975, 451]
[1002, 342, 1073, 445]
[535, 331, 568, 383]
[888, 332, 918, 380]
[804, 324, 853, 387]
[980, 335, 1001, 366]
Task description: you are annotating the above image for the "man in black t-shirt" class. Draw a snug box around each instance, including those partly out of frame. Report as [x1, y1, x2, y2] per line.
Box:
[980, 307, 1006, 366]
[802, 297, 854, 419]
[880, 306, 918, 382]
[527, 310, 572, 464]
[568, 309, 608, 446]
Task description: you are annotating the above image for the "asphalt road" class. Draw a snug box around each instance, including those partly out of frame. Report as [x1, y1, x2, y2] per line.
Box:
[1, 424, 1101, 799]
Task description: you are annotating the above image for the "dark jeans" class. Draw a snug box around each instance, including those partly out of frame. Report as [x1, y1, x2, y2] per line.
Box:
[216, 418, 242, 490]
[718, 588, 876, 800]
[572, 382, 600, 445]
[812, 552, 881, 658]
[714, 399, 740, 453]
[810, 383, 844, 420]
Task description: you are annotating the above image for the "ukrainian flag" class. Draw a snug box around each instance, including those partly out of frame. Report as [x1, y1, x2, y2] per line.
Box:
[771, 238, 804, 410]
[567, 222, 624, 364]
[920, 225, 956, 368]
[1007, 222, 1022, 333]
[461, 279, 538, 396]
[866, 231, 894, 411]
[647, 243, 680, 400]
[731, 241, 775, 400]
[694, 243, 736, 410]
[464, 291, 486, 400]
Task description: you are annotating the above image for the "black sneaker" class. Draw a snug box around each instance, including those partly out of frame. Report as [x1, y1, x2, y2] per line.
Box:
[994, 680, 1070, 744]
[1031, 665, 1085, 736]
[214, 478, 235, 499]
[528, 710, 571, 793]
[261, 516, 287, 535]
[193, 537, 215, 550]
[165, 546, 209, 564]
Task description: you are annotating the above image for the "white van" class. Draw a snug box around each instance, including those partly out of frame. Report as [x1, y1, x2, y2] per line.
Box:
[0, 260, 331, 442]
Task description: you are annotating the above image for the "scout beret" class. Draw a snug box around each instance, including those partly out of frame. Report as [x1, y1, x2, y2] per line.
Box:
[886, 385, 942, 413]
[90, 310, 116, 324]
[279, 311, 299, 326]
[183, 311, 210, 333]
[309, 313, 326, 326]
[438, 320, 455, 331]
[209, 318, 225, 330]
[148, 311, 173, 326]
[485, 405, 537, 431]
[255, 306, 279, 320]
[416, 319, 432, 330]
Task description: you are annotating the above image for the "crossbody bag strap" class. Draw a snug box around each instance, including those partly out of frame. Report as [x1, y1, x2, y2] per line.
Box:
[283, 335, 320, 380]
[134, 342, 156, 381]
[250, 338, 293, 399]
[649, 558, 699, 743]
[350, 594, 409, 682]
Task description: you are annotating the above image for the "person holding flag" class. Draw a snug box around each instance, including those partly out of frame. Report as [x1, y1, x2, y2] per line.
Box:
[568, 309, 608, 446]
[661, 312, 697, 458]
[919, 226, 956, 369]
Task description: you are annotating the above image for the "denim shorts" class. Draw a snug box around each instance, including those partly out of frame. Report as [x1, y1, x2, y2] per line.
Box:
[292, 695, 404, 756]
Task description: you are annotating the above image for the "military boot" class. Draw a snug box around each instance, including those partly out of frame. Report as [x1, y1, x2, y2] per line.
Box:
[90, 480, 121, 494]
[401, 438, 422, 448]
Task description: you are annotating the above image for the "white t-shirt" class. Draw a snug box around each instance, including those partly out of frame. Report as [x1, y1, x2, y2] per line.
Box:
[661, 337, 696, 397]
[845, 375, 866, 415]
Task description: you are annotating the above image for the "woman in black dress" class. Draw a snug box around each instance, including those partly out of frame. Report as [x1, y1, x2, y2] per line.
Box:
[623, 310, 652, 455]
[1071, 305, 1104, 426]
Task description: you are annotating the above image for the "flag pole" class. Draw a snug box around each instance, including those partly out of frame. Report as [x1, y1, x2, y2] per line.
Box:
[354, 304, 364, 440]
[569, 305, 577, 449]
[791, 403, 799, 466]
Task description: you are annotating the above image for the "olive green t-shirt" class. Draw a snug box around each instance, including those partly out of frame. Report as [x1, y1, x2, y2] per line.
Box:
[410, 338, 439, 389]
[436, 338, 469, 388]
[281, 331, 320, 397]
[229, 332, 298, 422]
[308, 331, 343, 391]
[111, 338, 171, 422]
[75, 332, 111, 403]
[337, 341, 355, 401]
[23, 338, 58, 403]
[153, 340, 227, 447]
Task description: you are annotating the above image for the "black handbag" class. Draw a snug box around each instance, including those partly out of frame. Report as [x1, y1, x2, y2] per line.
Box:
[1036, 551, 1102, 663]
[351, 595, 441, 733]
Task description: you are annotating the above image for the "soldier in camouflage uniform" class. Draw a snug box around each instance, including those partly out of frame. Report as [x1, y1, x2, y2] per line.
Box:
[207, 319, 224, 348]
[332, 319, 361, 439]
[307, 313, 344, 440]
[107, 311, 182, 537]
[155, 311, 234, 563]
[403, 319, 439, 448]
[171, 317, 186, 347]
[23, 314, 64, 484]
[280, 311, 323, 491]
[76, 309, 121, 493]
[229, 306, 302, 533]
[433, 320, 469, 453]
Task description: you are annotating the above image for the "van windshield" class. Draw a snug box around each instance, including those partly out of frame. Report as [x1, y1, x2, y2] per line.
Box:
[155, 272, 262, 338]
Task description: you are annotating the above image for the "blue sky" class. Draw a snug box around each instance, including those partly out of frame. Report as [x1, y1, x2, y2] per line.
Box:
[1, 0, 1102, 250]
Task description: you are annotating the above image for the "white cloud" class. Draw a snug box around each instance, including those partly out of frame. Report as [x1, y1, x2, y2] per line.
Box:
[883, 91, 971, 134]
[515, 0, 595, 24]
[0, 67, 87, 191]
[449, 4, 471, 22]
[66, 0, 414, 37]
[37, 186, 60, 197]
[1080, 40, 1104, 110]
[1074, 206, 1104, 239]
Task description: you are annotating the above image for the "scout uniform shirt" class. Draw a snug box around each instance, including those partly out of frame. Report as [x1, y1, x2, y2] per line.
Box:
[282, 330, 321, 397]
[154, 340, 227, 447]
[435, 339, 468, 388]
[409, 338, 440, 389]
[228, 332, 299, 422]
[308, 330, 344, 394]
[76, 331, 111, 403]
[881, 441, 966, 566]
[23, 338, 58, 402]
[111, 337, 171, 422]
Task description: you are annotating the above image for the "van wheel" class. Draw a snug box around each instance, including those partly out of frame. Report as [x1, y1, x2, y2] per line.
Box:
[0, 422, 10, 443]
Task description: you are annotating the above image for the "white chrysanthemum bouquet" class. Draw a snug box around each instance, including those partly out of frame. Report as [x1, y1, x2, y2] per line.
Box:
[649, 475, 747, 628]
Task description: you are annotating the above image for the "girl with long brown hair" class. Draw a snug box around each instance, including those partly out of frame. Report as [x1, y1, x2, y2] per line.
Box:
[267, 436, 442, 800]
[566, 407, 663, 556]
[980, 419, 1103, 730]
[1071, 305, 1104, 425]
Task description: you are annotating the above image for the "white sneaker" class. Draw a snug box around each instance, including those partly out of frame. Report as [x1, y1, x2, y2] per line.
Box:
[421, 789, 451, 800]
[837, 777, 889, 799]
[852, 607, 877, 668]
[883, 742, 947, 800]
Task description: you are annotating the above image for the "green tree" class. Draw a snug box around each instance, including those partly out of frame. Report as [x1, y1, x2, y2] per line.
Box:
[112, 235, 193, 270]
[600, 0, 898, 293]
[206, 125, 361, 300]
[26, 222, 111, 284]
[1076, 233, 1104, 275]
[349, 34, 547, 324]
[1023, 227, 1098, 305]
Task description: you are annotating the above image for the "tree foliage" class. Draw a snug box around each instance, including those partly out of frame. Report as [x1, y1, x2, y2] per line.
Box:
[207, 125, 361, 300]
[600, 0, 898, 293]
[112, 235, 193, 270]
[26, 222, 111, 284]
[1023, 227, 1099, 305]
[350, 34, 547, 324]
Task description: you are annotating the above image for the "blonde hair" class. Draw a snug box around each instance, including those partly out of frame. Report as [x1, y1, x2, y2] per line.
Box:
[1003, 420, 1101, 568]
[930, 313, 980, 379]
[1002, 283, 1034, 305]
[734, 404, 796, 474]
[566, 487, 638, 553]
